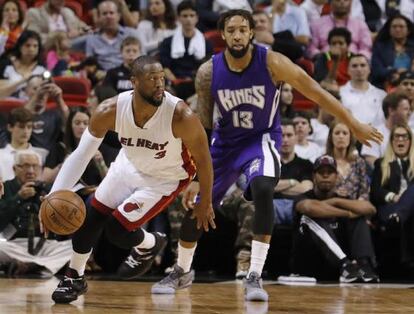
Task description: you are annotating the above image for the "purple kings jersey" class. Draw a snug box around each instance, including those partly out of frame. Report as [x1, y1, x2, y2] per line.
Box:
[211, 44, 282, 149]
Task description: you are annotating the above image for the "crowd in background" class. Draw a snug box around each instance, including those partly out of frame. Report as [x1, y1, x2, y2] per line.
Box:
[0, 0, 413, 282]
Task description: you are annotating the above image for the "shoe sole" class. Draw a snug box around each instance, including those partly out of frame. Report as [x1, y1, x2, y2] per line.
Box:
[52, 286, 88, 304]
[245, 290, 269, 302]
[151, 281, 193, 294]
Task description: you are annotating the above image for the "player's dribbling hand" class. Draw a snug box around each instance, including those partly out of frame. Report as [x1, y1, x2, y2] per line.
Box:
[38, 195, 49, 238]
[191, 202, 216, 232]
[182, 181, 200, 210]
[351, 121, 383, 147]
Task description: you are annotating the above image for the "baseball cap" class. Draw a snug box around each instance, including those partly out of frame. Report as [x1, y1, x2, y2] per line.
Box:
[313, 155, 337, 172]
[399, 71, 414, 84]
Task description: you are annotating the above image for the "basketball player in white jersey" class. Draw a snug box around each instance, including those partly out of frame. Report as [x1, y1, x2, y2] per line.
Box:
[40, 56, 215, 304]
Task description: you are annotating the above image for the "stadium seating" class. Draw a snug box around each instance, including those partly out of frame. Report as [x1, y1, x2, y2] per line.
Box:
[53, 76, 91, 107]
[204, 30, 226, 54]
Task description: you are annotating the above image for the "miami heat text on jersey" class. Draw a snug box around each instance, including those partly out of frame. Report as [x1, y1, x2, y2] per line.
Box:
[211, 44, 282, 147]
[115, 91, 195, 180]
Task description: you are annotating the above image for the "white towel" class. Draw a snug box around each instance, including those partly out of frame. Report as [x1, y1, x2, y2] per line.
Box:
[171, 26, 206, 60]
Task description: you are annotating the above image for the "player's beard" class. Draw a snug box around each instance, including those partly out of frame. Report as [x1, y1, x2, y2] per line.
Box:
[228, 44, 249, 58]
[139, 90, 164, 107]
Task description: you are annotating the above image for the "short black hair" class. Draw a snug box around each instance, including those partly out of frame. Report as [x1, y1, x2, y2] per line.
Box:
[217, 9, 255, 31]
[281, 118, 295, 129]
[131, 55, 160, 77]
[177, 0, 196, 15]
[328, 27, 352, 46]
[382, 92, 410, 119]
[349, 53, 369, 64]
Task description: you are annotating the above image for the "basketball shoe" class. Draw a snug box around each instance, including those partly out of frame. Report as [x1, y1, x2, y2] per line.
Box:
[339, 260, 361, 283]
[117, 232, 167, 279]
[244, 271, 268, 302]
[52, 268, 88, 304]
[151, 265, 195, 294]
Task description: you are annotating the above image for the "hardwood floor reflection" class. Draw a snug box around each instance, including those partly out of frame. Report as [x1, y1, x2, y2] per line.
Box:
[0, 278, 413, 313]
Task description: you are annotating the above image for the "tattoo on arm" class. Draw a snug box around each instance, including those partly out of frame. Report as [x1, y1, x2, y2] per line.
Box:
[195, 60, 213, 129]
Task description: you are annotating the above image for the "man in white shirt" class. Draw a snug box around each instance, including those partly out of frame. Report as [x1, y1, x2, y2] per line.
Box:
[0, 108, 47, 181]
[361, 92, 411, 167]
[340, 54, 387, 129]
[397, 71, 414, 129]
[301, 0, 365, 23]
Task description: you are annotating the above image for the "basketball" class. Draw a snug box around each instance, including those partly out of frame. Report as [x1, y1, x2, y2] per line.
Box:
[40, 190, 86, 235]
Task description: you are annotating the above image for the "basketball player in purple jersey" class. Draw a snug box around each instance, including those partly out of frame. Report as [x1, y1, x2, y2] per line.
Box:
[153, 10, 383, 301]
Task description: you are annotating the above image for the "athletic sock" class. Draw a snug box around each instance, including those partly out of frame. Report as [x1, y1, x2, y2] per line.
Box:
[177, 243, 196, 273]
[136, 229, 156, 252]
[248, 240, 270, 277]
[69, 250, 92, 276]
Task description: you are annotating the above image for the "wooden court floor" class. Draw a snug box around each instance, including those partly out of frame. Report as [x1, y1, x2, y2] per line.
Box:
[1, 278, 414, 313]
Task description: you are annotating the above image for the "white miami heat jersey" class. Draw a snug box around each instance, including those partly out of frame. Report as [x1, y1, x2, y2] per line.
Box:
[115, 91, 195, 180]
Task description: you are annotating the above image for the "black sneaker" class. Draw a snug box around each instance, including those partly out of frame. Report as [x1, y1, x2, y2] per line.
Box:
[117, 232, 167, 279]
[339, 260, 361, 283]
[359, 263, 380, 283]
[52, 268, 88, 304]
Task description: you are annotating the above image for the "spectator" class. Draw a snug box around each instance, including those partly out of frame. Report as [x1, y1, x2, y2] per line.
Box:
[326, 121, 369, 200]
[136, 0, 177, 56]
[45, 31, 82, 76]
[339, 54, 387, 128]
[0, 108, 48, 182]
[86, 0, 139, 71]
[0, 30, 46, 99]
[376, 0, 414, 26]
[301, 0, 365, 24]
[0, 150, 72, 277]
[361, 92, 411, 167]
[0, 0, 25, 57]
[279, 83, 295, 119]
[371, 15, 414, 89]
[91, 0, 140, 28]
[273, 119, 313, 225]
[370, 124, 414, 268]
[159, 1, 213, 100]
[314, 27, 353, 94]
[294, 155, 378, 283]
[26, 0, 90, 44]
[398, 71, 414, 129]
[266, 0, 311, 47]
[43, 106, 108, 188]
[309, 107, 332, 152]
[24, 75, 69, 153]
[101, 36, 141, 95]
[308, 0, 372, 59]
[293, 111, 324, 162]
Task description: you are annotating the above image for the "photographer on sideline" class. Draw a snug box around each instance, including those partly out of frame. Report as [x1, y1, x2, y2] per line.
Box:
[0, 150, 71, 277]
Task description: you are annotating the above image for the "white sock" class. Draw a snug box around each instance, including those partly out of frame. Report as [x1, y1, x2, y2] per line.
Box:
[69, 251, 92, 276]
[136, 229, 156, 251]
[248, 240, 270, 277]
[177, 243, 196, 273]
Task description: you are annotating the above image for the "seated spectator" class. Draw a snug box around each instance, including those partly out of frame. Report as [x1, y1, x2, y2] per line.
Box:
[301, 0, 365, 24]
[136, 0, 177, 56]
[91, 0, 140, 28]
[370, 124, 414, 268]
[294, 155, 378, 283]
[308, 0, 372, 59]
[45, 31, 82, 77]
[26, 0, 90, 44]
[43, 106, 108, 188]
[339, 54, 387, 128]
[24, 75, 69, 153]
[314, 27, 353, 94]
[309, 107, 331, 151]
[325, 121, 369, 200]
[279, 83, 295, 119]
[273, 119, 313, 225]
[159, 1, 213, 100]
[361, 92, 411, 167]
[0, 30, 46, 99]
[398, 71, 414, 128]
[266, 0, 310, 47]
[86, 0, 139, 71]
[100, 36, 141, 96]
[293, 111, 324, 162]
[376, 0, 414, 26]
[371, 15, 414, 89]
[0, 0, 25, 57]
[0, 150, 72, 277]
[0, 108, 47, 182]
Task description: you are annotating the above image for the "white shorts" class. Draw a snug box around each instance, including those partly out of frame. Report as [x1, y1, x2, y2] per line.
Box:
[92, 153, 190, 231]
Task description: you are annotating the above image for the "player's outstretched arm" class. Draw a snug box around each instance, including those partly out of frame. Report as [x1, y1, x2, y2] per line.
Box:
[173, 102, 215, 232]
[49, 97, 117, 193]
[194, 59, 214, 130]
[267, 51, 383, 146]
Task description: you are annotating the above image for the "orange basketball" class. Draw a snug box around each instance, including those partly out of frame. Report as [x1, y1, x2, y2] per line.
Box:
[40, 190, 86, 235]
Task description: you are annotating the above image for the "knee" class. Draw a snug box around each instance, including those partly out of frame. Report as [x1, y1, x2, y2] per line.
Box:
[250, 176, 277, 199]
[104, 217, 130, 249]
